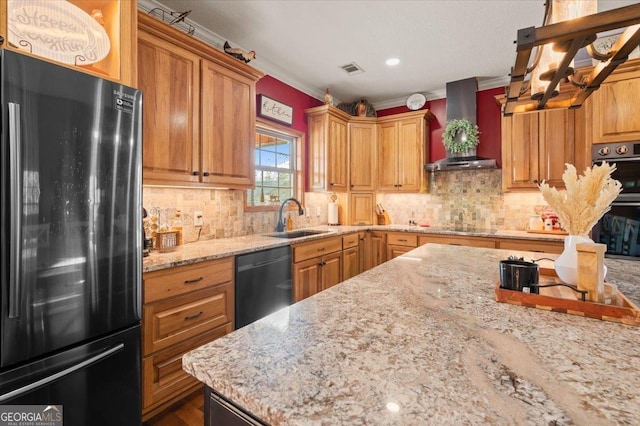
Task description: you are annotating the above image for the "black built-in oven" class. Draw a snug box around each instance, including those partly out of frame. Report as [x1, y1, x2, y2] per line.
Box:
[592, 142, 640, 260]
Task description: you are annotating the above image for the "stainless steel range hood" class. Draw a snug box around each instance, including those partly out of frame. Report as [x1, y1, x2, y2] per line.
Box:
[424, 77, 497, 172]
[425, 155, 496, 171]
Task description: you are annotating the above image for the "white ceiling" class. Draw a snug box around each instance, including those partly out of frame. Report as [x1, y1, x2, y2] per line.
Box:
[140, 0, 639, 109]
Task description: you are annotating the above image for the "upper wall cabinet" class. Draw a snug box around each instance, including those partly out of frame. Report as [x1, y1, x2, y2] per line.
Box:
[377, 110, 432, 192]
[138, 12, 263, 188]
[501, 108, 585, 191]
[590, 60, 640, 144]
[306, 105, 351, 192]
[348, 117, 377, 191]
[138, 30, 201, 185]
[1, 0, 137, 86]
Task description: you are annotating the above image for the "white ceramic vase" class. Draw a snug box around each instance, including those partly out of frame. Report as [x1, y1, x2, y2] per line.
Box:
[554, 235, 593, 286]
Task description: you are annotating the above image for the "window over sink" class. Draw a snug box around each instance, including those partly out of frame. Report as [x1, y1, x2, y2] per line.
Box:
[245, 118, 304, 211]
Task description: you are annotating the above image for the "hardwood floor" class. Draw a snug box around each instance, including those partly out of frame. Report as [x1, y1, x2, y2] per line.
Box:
[144, 390, 204, 426]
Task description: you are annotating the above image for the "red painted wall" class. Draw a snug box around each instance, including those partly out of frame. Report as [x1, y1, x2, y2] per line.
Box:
[256, 75, 506, 181]
[378, 86, 505, 167]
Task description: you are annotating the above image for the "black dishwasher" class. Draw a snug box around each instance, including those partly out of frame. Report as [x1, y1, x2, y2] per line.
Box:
[235, 246, 292, 329]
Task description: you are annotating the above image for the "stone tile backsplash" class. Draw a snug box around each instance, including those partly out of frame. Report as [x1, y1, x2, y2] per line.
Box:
[143, 187, 330, 243]
[378, 169, 545, 231]
[143, 169, 546, 243]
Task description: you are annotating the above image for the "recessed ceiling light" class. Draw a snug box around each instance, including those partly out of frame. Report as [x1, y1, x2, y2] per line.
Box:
[386, 58, 400, 66]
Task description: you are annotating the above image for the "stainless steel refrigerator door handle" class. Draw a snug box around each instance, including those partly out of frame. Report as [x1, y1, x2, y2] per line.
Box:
[8, 102, 21, 319]
[0, 343, 124, 402]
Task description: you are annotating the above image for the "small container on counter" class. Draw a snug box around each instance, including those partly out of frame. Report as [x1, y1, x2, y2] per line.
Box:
[529, 215, 543, 231]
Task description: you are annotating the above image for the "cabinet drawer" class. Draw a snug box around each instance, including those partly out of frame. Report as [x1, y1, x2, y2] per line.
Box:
[497, 239, 563, 254]
[144, 257, 234, 304]
[420, 234, 496, 248]
[143, 283, 233, 355]
[387, 233, 418, 247]
[142, 324, 232, 412]
[293, 237, 342, 263]
[342, 234, 359, 249]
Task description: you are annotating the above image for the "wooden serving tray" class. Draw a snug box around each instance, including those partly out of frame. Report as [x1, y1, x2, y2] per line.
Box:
[495, 268, 640, 326]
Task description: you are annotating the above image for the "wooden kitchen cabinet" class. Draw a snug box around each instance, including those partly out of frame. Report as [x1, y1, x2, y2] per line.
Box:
[141, 257, 234, 420]
[342, 233, 361, 281]
[347, 192, 375, 225]
[138, 12, 262, 188]
[368, 231, 387, 269]
[292, 237, 343, 302]
[138, 29, 201, 185]
[377, 110, 433, 192]
[501, 108, 580, 191]
[349, 118, 377, 191]
[357, 231, 369, 274]
[420, 234, 496, 248]
[1, 0, 137, 86]
[201, 59, 255, 187]
[386, 232, 419, 259]
[306, 105, 351, 192]
[495, 238, 563, 254]
[590, 61, 640, 144]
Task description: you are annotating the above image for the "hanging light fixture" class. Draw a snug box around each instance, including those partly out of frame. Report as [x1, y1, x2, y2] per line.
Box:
[530, 1, 597, 100]
[504, 1, 640, 115]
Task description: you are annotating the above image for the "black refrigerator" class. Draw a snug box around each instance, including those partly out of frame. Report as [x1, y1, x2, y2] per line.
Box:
[0, 50, 142, 425]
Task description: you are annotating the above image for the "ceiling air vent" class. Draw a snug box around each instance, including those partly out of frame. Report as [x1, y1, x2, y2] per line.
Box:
[340, 62, 364, 75]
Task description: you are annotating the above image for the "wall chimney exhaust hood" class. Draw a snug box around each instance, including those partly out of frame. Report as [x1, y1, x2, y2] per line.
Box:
[424, 78, 497, 172]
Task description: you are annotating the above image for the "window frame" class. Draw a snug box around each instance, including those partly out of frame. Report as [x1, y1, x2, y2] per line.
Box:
[244, 118, 305, 212]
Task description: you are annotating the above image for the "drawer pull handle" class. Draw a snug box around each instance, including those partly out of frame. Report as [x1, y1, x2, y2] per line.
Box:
[398, 239, 407, 242]
[185, 311, 204, 321]
[317, 247, 325, 252]
[184, 277, 204, 285]
[347, 240, 355, 244]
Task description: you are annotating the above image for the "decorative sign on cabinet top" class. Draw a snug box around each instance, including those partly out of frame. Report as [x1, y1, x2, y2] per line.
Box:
[8, 0, 111, 65]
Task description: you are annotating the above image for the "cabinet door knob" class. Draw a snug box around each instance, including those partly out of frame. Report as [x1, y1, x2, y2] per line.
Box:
[533, 179, 538, 183]
[192, 171, 200, 176]
[203, 172, 210, 177]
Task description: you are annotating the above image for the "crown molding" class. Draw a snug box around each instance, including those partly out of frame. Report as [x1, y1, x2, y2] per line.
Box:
[137, 0, 506, 111]
[137, 0, 328, 103]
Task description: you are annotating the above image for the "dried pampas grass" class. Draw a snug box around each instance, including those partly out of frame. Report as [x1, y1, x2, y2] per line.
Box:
[538, 162, 622, 235]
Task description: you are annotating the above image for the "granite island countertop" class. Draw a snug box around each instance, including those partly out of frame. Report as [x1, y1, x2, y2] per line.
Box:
[183, 244, 640, 425]
[143, 225, 566, 273]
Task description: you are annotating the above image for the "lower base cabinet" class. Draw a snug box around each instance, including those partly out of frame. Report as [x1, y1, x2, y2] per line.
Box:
[419, 234, 497, 248]
[369, 231, 387, 269]
[342, 233, 361, 281]
[142, 257, 234, 421]
[387, 232, 419, 259]
[495, 238, 563, 254]
[292, 237, 343, 302]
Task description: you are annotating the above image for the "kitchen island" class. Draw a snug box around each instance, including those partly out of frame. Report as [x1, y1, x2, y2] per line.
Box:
[183, 244, 640, 425]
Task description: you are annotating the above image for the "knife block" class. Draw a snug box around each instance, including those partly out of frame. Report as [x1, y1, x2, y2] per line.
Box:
[377, 212, 391, 225]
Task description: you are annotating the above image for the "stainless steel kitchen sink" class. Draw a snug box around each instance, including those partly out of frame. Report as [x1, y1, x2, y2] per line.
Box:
[266, 230, 331, 239]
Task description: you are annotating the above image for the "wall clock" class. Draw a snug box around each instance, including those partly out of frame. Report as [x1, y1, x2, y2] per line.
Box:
[406, 93, 426, 110]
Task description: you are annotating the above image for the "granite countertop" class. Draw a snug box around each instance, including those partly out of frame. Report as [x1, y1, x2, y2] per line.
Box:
[183, 244, 640, 425]
[143, 225, 565, 273]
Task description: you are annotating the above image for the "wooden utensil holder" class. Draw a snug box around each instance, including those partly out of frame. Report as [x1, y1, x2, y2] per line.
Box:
[377, 212, 391, 225]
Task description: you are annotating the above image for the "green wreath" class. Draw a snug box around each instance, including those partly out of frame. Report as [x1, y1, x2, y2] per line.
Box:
[443, 119, 480, 153]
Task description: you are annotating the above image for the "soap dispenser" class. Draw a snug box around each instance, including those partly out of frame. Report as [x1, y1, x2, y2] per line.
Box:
[286, 214, 293, 231]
